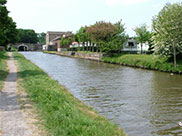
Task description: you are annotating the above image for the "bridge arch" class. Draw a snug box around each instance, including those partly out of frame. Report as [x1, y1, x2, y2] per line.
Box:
[17, 44, 29, 51]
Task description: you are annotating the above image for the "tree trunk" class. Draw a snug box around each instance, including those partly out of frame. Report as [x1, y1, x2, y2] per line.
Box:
[141, 43, 143, 54]
[173, 46, 177, 68]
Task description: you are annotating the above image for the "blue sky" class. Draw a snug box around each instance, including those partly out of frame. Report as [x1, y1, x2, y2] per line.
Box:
[6, 0, 181, 36]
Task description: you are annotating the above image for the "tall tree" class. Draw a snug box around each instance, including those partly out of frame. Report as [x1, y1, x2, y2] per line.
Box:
[86, 21, 116, 43]
[0, 0, 18, 48]
[37, 32, 46, 45]
[86, 20, 127, 54]
[17, 29, 38, 43]
[133, 24, 151, 54]
[152, 2, 182, 68]
[74, 27, 89, 43]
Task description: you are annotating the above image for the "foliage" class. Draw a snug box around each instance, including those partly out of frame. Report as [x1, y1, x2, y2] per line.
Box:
[133, 24, 151, 54]
[152, 2, 182, 67]
[0, 0, 18, 47]
[14, 52, 126, 136]
[86, 20, 128, 54]
[61, 37, 72, 47]
[37, 32, 46, 45]
[17, 29, 38, 43]
[86, 21, 116, 43]
[102, 53, 182, 73]
[74, 27, 89, 43]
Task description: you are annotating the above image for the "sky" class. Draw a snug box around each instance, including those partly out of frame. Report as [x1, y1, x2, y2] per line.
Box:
[6, 0, 181, 36]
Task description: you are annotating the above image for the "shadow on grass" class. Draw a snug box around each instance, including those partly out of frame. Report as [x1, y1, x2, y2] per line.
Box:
[0, 51, 9, 60]
[18, 70, 45, 79]
[0, 70, 8, 81]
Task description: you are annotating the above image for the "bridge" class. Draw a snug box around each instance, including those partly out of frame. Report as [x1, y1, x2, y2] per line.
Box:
[13, 43, 42, 51]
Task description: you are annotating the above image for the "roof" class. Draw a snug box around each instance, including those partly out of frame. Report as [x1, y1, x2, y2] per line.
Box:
[47, 31, 72, 35]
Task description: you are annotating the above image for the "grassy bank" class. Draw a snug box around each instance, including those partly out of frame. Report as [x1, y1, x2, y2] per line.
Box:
[0, 51, 8, 90]
[102, 54, 182, 73]
[13, 52, 125, 136]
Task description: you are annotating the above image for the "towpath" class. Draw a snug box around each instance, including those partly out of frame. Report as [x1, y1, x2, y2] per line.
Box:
[0, 52, 32, 136]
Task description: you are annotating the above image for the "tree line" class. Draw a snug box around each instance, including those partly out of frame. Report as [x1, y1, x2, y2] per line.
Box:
[0, 0, 45, 49]
[74, 2, 182, 67]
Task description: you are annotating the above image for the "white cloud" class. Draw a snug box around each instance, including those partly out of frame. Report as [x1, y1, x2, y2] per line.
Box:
[105, 0, 150, 6]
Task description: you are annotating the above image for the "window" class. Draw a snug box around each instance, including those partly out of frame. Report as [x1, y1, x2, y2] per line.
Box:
[128, 42, 134, 47]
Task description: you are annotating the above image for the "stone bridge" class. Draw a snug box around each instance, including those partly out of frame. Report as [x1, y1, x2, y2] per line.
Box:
[13, 43, 42, 51]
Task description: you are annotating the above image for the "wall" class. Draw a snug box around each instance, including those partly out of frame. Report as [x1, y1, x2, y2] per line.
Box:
[55, 51, 103, 61]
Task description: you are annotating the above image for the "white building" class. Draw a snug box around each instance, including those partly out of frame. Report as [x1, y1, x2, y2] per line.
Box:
[122, 38, 149, 53]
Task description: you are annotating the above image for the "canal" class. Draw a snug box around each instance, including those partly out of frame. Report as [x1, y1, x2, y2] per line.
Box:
[21, 52, 182, 136]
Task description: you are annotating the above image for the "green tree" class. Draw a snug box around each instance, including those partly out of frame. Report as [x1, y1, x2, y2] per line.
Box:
[86, 21, 116, 43]
[68, 37, 72, 45]
[86, 20, 127, 54]
[133, 24, 151, 54]
[0, 0, 18, 48]
[37, 32, 46, 45]
[152, 2, 182, 68]
[61, 37, 65, 47]
[17, 29, 38, 43]
[74, 27, 89, 43]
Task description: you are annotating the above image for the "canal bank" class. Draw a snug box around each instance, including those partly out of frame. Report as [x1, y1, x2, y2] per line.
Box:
[44, 51, 103, 61]
[44, 51, 182, 74]
[13, 52, 125, 136]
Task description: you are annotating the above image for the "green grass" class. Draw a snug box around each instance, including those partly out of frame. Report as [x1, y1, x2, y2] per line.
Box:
[13, 52, 125, 136]
[43, 51, 57, 54]
[0, 51, 8, 90]
[102, 53, 182, 73]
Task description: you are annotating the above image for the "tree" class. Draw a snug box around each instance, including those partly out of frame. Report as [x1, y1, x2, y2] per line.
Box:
[152, 2, 182, 68]
[37, 32, 46, 45]
[68, 37, 72, 45]
[74, 27, 89, 43]
[133, 24, 151, 54]
[17, 29, 38, 43]
[0, 0, 18, 48]
[60, 37, 72, 47]
[86, 21, 116, 43]
[61, 37, 65, 47]
[86, 20, 128, 54]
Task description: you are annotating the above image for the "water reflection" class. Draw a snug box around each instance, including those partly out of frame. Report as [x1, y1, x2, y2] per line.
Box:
[21, 52, 182, 136]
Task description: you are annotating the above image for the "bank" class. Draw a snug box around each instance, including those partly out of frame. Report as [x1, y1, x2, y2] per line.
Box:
[44, 51, 182, 74]
[13, 52, 125, 136]
[0, 51, 8, 90]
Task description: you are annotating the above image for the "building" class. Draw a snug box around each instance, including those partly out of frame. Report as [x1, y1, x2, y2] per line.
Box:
[122, 38, 149, 53]
[46, 31, 73, 51]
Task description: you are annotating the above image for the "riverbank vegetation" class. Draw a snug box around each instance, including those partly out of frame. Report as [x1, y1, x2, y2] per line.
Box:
[70, 2, 182, 71]
[102, 53, 182, 73]
[13, 52, 125, 136]
[0, 51, 8, 90]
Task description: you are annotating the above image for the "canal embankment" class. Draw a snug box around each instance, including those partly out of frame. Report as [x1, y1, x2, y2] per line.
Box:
[0, 51, 8, 90]
[44, 51, 182, 74]
[102, 53, 182, 74]
[13, 52, 125, 136]
[44, 51, 103, 61]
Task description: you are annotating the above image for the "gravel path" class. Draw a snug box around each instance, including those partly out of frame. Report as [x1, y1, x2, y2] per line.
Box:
[0, 52, 32, 136]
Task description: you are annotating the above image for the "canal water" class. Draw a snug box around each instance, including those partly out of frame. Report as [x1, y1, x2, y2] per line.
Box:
[21, 52, 182, 136]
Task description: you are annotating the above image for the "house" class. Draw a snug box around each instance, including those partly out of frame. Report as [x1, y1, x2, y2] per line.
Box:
[122, 38, 149, 53]
[46, 31, 73, 51]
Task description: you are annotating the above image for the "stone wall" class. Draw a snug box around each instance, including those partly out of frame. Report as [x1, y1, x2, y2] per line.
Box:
[55, 51, 103, 61]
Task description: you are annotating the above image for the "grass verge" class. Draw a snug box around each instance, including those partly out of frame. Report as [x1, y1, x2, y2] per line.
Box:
[102, 54, 182, 73]
[0, 51, 8, 90]
[13, 52, 125, 136]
